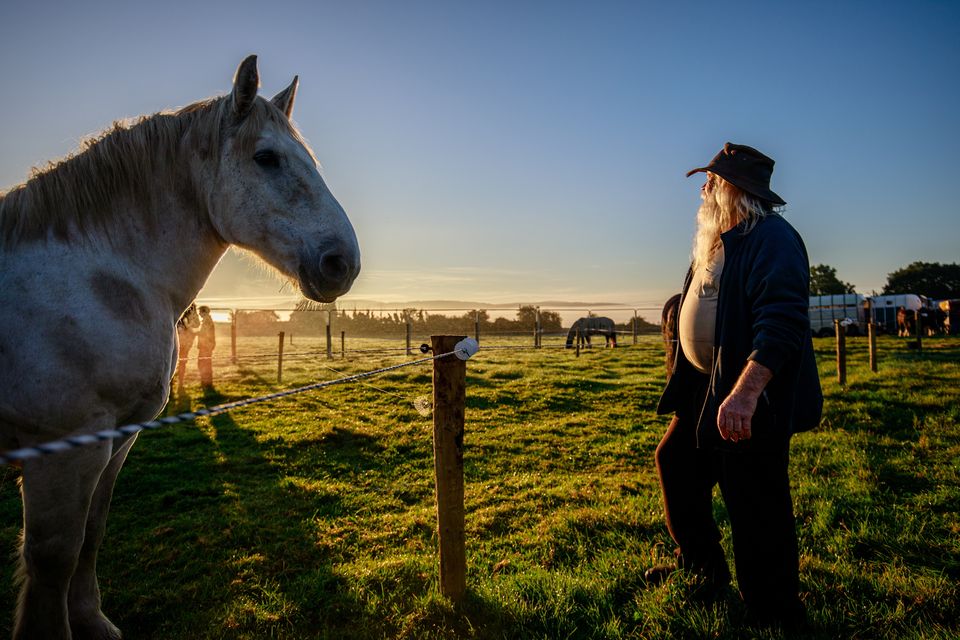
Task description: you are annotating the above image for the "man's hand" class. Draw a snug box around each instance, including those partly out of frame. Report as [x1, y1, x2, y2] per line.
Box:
[718, 390, 758, 442]
[717, 360, 773, 442]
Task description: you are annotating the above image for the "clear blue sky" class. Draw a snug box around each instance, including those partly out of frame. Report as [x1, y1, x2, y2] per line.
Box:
[1, 0, 957, 311]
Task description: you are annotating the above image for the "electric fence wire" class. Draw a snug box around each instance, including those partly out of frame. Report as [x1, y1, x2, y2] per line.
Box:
[1, 349, 466, 467]
[210, 337, 654, 369]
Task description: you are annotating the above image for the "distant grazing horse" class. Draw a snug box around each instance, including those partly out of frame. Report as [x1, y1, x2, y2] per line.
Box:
[661, 294, 681, 379]
[565, 316, 617, 348]
[931, 307, 947, 335]
[0, 56, 360, 639]
[176, 302, 202, 390]
[917, 307, 941, 336]
[896, 306, 916, 337]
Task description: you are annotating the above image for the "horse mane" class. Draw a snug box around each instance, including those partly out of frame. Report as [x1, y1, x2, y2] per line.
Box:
[661, 293, 681, 379]
[0, 95, 301, 247]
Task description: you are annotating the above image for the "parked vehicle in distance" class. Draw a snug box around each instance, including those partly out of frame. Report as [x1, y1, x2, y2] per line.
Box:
[868, 293, 925, 334]
[809, 293, 866, 337]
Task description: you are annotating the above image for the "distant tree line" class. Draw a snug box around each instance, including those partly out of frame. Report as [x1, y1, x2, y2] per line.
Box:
[233, 304, 660, 337]
[881, 262, 960, 299]
[809, 264, 856, 296]
[811, 261, 960, 300]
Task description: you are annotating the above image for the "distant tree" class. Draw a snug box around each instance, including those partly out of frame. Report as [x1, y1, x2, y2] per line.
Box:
[236, 310, 281, 336]
[882, 261, 960, 299]
[516, 305, 538, 327]
[461, 309, 490, 325]
[631, 316, 660, 333]
[511, 306, 562, 331]
[809, 264, 856, 296]
[539, 310, 563, 332]
[287, 308, 325, 336]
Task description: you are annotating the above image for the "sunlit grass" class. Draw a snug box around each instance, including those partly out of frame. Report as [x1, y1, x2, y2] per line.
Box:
[0, 335, 957, 638]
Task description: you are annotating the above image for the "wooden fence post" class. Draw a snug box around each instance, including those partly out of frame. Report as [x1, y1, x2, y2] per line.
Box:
[868, 322, 878, 373]
[575, 328, 581, 358]
[475, 311, 481, 345]
[326, 310, 333, 359]
[915, 310, 923, 353]
[406, 320, 412, 356]
[633, 310, 638, 345]
[230, 311, 237, 365]
[341, 330, 346, 359]
[431, 335, 467, 604]
[277, 331, 285, 384]
[835, 319, 846, 387]
[534, 309, 541, 348]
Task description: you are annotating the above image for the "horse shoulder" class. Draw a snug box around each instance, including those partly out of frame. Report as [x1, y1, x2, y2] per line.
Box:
[1, 249, 176, 439]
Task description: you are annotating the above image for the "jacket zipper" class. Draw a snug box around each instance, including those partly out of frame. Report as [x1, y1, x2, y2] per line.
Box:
[695, 345, 719, 449]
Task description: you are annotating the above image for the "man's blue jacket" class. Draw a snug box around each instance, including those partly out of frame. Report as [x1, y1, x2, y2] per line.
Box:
[657, 214, 823, 449]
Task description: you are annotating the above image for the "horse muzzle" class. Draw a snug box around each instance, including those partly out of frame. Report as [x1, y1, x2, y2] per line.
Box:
[298, 246, 360, 303]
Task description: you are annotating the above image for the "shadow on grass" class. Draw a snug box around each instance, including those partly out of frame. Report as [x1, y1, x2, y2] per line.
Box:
[107, 389, 386, 638]
[0, 466, 22, 637]
[816, 340, 960, 593]
[805, 562, 959, 635]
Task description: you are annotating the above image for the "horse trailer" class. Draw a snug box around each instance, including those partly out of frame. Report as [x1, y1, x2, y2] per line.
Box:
[809, 293, 866, 337]
[868, 294, 924, 334]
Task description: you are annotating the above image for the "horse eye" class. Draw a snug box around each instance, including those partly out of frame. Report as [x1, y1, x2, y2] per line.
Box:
[253, 150, 281, 169]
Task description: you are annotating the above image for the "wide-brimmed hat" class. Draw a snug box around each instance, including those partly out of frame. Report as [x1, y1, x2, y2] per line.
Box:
[686, 142, 786, 205]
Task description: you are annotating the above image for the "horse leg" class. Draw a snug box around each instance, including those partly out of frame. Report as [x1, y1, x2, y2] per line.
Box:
[176, 354, 187, 391]
[15, 441, 112, 640]
[68, 434, 137, 640]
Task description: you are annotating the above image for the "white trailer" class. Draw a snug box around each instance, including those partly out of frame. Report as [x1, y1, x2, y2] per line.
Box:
[867, 293, 924, 334]
[808, 293, 866, 337]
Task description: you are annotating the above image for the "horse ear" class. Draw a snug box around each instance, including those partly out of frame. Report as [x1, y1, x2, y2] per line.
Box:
[231, 55, 260, 118]
[271, 76, 299, 119]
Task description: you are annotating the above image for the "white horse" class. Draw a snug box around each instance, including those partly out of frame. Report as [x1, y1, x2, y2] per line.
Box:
[0, 55, 360, 639]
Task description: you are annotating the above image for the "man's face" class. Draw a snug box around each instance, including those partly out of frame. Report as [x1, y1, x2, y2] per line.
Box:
[701, 172, 718, 200]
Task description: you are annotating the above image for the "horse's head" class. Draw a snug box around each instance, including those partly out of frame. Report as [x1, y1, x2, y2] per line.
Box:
[209, 55, 360, 303]
[177, 302, 201, 332]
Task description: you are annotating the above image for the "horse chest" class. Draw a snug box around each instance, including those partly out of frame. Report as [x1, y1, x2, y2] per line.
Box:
[1, 262, 175, 436]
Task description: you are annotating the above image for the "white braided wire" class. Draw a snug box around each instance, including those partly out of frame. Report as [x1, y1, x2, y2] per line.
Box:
[1, 350, 463, 466]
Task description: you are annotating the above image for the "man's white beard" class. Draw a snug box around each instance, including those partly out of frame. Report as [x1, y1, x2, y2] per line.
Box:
[691, 193, 724, 272]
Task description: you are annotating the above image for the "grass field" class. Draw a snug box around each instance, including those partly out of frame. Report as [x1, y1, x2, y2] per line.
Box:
[1, 334, 958, 639]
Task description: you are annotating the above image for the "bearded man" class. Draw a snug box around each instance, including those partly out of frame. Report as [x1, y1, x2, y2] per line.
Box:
[649, 143, 822, 628]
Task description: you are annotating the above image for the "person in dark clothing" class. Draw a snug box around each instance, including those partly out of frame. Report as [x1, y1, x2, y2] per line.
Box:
[648, 143, 822, 628]
[175, 302, 201, 392]
[197, 305, 216, 389]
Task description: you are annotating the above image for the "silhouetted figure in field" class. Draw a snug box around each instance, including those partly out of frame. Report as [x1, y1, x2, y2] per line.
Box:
[197, 305, 216, 389]
[176, 303, 201, 392]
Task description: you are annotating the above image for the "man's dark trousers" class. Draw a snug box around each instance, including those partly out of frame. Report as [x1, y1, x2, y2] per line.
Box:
[654, 409, 803, 621]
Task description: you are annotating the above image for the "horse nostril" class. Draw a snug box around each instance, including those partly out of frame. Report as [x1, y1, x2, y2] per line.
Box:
[319, 253, 350, 281]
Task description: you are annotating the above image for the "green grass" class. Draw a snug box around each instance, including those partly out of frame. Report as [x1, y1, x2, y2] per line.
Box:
[1, 335, 958, 639]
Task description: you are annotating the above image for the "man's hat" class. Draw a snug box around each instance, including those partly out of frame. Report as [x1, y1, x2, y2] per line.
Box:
[686, 142, 786, 205]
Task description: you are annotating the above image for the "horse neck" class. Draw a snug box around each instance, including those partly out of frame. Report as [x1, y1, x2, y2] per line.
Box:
[94, 119, 230, 313]
[6, 109, 231, 316]
[108, 196, 228, 315]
